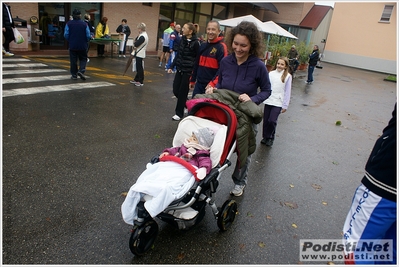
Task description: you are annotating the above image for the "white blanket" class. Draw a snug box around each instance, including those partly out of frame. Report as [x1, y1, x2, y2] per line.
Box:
[121, 116, 227, 225]
[121, 161, 195, 225]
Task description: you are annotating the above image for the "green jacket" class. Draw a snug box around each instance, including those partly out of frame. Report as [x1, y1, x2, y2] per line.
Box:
[194, 89, 263, 167]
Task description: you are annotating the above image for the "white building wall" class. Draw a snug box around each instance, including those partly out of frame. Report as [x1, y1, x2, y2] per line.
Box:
[323, 51, 397, 74]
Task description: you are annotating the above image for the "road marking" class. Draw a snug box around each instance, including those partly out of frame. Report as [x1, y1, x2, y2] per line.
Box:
[2, 75, 85, 84]
[2, 58, 31, 62]
[3, 63, 48, 68]
[2, 69, 67, 75]
[3, 82, 116, 97]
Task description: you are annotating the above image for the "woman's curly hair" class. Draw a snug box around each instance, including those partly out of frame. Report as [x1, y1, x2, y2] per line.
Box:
[225, 21, 264, 58]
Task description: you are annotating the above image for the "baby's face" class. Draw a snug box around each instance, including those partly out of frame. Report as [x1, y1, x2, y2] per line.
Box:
[187, 133, 199, 144]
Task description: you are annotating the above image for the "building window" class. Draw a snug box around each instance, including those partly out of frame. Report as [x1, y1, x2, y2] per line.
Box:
[213, 3, 228, 19]
[380, 5, 394, 22]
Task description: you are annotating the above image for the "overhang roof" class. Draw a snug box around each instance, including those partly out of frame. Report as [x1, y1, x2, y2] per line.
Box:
[299, 5, 331, 30]
[250, 3, 279, 14]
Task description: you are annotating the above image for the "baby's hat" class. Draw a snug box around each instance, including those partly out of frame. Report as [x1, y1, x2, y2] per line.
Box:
[193, 127, 215, 148]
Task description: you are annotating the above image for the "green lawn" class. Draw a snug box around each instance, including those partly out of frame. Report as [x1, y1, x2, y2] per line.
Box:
[384, 75, 397, 82]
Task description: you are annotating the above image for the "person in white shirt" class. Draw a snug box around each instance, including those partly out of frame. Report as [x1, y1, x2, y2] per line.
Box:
[261, 56, 292, 147]
[129, 22, 149, 87]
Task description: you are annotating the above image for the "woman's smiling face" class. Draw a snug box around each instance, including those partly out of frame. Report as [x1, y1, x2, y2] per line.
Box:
[232, 34, 250, 62]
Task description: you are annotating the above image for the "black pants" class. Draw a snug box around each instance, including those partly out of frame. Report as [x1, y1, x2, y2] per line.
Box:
[172, 71, 190, 118]
[97, 44, 105, 56]
[134, 57, 144, 83]
[69, 49, 87, 76]
[3, 26, 14, 52]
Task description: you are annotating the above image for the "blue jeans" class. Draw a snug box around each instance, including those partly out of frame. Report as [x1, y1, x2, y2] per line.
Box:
[232, 123, 258, 186]
[307, 65, 315, 82]
[69, 49, 87, 77]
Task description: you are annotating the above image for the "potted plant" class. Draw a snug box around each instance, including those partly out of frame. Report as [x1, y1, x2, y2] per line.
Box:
[265, 35, 297, 71]
[264, 34, 282, 71]
[296, 41, 313, 70]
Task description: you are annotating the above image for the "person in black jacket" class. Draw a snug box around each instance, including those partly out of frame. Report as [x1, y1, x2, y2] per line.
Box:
[306, 44, 319, 84]
[116, 19, 131, 57]
[2, 2, 15, 56]
[342, 103, 396, 265]
[167, 22, 200, 121]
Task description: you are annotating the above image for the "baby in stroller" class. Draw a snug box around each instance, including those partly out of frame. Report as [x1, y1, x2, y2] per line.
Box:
[121, 102, 239, 256]
[121, 125, 218, 225]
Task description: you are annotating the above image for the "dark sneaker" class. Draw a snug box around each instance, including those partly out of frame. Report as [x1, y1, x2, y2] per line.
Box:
[71, 75, 78, 80]
[265, 139, 274, 146]
[77, 71, 86, 80]
[261, 138, 267, 144]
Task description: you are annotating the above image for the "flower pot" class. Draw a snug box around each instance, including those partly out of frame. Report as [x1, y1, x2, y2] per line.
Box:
[266, 64, 274, 72]
[297, 63, 308, 70]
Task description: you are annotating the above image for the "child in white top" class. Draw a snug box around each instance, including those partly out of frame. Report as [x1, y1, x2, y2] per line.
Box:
[261, 57, 292, 146]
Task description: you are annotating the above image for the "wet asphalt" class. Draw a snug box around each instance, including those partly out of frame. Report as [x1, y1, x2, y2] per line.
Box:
[2, 54, 397, 264]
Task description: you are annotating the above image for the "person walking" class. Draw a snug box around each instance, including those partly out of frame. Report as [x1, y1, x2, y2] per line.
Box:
[129, 22, 148, 87]
[159, 22, 175, 68]
[165, 24, 181, 73]
[190, 20, 228, 98]
[116, 19, 131, 58]
[83, 13, 95, 62]
[64, 9, 91, 80]
[306, 44, 319, 84]
[167, 23, 200, 121]
[95, 17, 109, 57]
[342, 103, 396, 265]
[2, 2, 15, 57]
[261, 57, 292, 147]
[205, 21, 271, 196]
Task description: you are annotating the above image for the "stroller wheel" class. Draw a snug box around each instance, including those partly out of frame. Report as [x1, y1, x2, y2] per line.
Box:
[217, 200, 238, 231]
[129, 219, 159, 256]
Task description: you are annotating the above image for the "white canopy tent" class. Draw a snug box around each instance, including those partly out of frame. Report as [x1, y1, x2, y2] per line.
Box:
[263, 21, 298, 39]
[218, 15, 297, 39]
[218, 15, 272, 33]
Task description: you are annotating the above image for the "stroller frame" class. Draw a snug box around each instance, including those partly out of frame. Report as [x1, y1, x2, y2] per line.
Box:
[128, 101, 239, 256]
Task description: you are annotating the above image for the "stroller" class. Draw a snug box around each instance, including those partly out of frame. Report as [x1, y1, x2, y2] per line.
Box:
[122, 100, 238, 256]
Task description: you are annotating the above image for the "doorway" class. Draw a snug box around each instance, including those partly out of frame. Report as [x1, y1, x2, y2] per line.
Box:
[38, 3, 102, 50]
[38, 3, 69, 49]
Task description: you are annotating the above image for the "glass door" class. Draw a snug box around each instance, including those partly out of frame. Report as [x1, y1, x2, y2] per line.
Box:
[38, 3, 68, 49]
[38, 3, 101, 50]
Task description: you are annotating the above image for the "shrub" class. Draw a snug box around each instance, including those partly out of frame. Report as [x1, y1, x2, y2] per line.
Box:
[265, 37, 313, 66]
